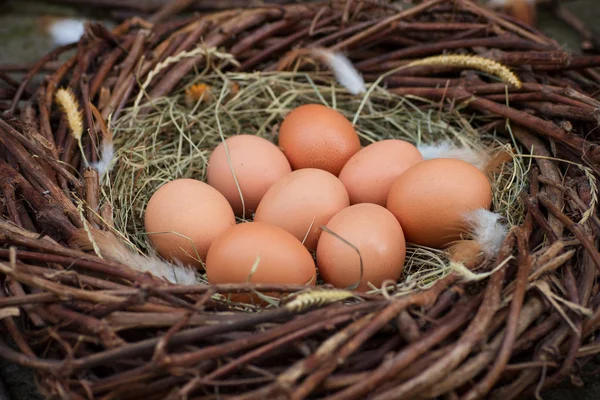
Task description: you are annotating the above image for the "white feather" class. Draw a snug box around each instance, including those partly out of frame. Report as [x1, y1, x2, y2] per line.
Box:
[118, 249, 199, 286]
[91, 140, 114, 182]
[71, 229, 199, 285]
[48, 18, 85, 46]
[462, 209, 508, 258]
[312, 48, 365, 95]
[417, 141, 491, 170]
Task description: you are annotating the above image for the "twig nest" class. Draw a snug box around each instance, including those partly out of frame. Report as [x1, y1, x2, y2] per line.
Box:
[144, 178, 235, 266]
[278, 104, 361, 176]
[317, 203, 406, 292]
[386, 159, 492, 248]
[207, 135, 292, 217]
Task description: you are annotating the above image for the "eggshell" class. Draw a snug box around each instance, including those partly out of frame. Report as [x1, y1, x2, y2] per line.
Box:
[278, 104, 361, 176]
[206, 222, 316, 293]
[316, 204, 406, 292]
[144, 178, 235, 266]
[339, 139, 423, 206]
[207, 135, 292, 216]
[386, 158, 492, 248]
[254, 168, 350, 250]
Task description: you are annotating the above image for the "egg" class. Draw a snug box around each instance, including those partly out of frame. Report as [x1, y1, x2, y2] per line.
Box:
[316, 204, 406, 292]
[206, 222, 316, 292]
[144, 178, 235, 266]
[338, 139, 423, 206]
[254, 168, 350, 250]
[278, 104, 361, 176]
[207, 135, 292, 216]
[386, 158, 492, 248]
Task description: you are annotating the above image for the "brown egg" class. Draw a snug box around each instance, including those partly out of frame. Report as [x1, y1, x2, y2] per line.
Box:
[254, 168, 350, 250]
[386, 159, 492, 248]
[278, 104, 361, 176]
[316, 204, 406, 292]
[206, 222, 316, 291]
[207, 135, 292, 217]
[339, 139, 423, 206]
[144, 178, 235, 267]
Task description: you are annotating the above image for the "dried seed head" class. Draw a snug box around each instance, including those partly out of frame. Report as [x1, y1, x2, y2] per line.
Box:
[408, 54, 522, 88]
[284, 289, 355, 312]
[55, 87, 84, 140]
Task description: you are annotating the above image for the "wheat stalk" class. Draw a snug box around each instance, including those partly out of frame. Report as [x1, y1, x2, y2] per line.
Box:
[407, 54, 522, 88]
[284, 289, 356, 312]
[55, 87, 83, 139]
[55, 87, 88, 166]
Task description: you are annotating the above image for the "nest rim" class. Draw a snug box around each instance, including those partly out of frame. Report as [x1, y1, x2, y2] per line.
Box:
[0, 1, 599, 399]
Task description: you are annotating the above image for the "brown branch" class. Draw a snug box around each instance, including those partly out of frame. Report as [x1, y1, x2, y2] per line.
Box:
[538, 192, 600, 273]
[331, 0, 446, 51]
[149, 0, 196, 24]
[463, 226, 532, 399]
[356, 34, 551, 69]
[0, 161, 77, 240]
[8, 43, 77, 114]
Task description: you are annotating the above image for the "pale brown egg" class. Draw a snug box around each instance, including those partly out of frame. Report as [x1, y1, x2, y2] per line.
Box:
[338, 139, 423, 206]
[144, 178, 235, 267]
[386, 158, 492, 248]
[316, 203, 406, 292]
[207, 135, 292, 216]
[278, 104, 361, 176]
[254, 168, 350, 250]
[206, 222, 316, 291]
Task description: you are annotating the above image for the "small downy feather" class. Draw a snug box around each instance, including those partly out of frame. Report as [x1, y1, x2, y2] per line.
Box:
[417, 141, 491, 170]
[88, 101, 114, 182]
[462, 208, 508, 258]
[48, 18, 85, 46]
[91, 140, 115, 182]
[70, 228, 198, 285]
[311, 48, 366, 95]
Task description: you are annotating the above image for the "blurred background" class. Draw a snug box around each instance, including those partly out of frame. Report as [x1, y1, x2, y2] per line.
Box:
[1, 0, 599, 67]
[0, 0, 598, 399]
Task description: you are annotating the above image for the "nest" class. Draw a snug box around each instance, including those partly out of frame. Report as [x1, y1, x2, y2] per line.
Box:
[1, 1, 599, 399]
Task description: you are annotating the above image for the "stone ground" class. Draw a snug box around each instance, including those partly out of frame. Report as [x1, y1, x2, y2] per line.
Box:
[0, 0, 599, 399]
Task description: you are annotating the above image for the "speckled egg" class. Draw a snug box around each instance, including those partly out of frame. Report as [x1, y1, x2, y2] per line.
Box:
[144, 178, 236, 267]
[207, 135, 292, 217]
[278, 104, 361, 176]
[254, 168, 350, 250]
[339, 139, 423, 206]
[386, 158, 492, 248]
[316, 203, 406, 292]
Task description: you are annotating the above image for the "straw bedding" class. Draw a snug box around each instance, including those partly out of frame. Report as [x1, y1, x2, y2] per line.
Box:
[0, 1, 599, 399]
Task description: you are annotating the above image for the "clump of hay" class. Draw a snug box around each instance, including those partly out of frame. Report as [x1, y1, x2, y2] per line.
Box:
[100, 58, 528, 298]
